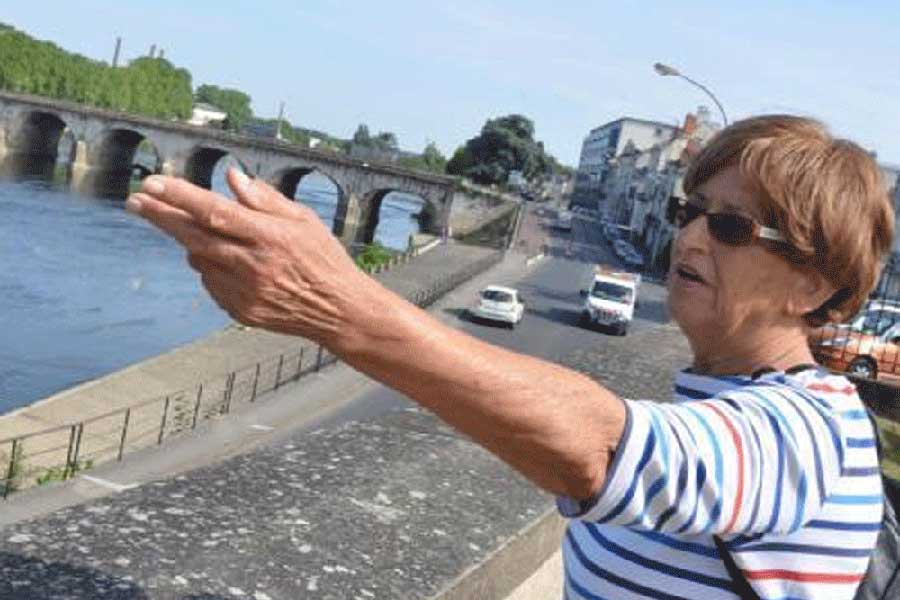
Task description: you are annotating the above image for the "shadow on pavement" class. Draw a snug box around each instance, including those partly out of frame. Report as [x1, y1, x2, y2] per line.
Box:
[525, 306, 585, 329]
[443, 307, 470, 320]
[0, 552, 148, 599]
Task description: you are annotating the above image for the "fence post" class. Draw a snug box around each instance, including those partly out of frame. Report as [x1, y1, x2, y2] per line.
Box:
[315, 345, 325, 372]
[274, 355, 285, 390]
[118, 408, 131, 461]
[250, 363, 261, 402]
[4, 438, 19, 499]
[67, 423, 84, 480]
[158, 396, 170, 445]
[62, 424, 77, 480]
[192, 383, 203, 430]
[294, 349, 304, 381]
[222, 372, 236, 414]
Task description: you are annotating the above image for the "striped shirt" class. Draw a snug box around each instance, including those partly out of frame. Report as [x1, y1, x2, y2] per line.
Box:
[558, 367, 882, 599]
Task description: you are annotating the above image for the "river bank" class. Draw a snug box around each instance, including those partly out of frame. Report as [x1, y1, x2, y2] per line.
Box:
[0, 243, 503, 493]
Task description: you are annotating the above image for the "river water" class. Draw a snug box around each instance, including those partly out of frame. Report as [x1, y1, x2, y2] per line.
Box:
[0, 165, 425, 413]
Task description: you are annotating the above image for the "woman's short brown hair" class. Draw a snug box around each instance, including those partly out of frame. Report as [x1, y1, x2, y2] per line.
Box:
[683, 115, 895, 326]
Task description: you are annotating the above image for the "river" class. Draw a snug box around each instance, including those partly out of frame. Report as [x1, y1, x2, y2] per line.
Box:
[0, 163, 425, 413]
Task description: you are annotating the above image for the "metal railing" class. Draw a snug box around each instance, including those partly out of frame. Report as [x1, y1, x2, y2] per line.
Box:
[0, 249, 504, 498]
[810, 256, 900, 382]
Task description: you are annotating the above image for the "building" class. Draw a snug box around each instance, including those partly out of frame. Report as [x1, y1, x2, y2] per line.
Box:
[601, 108, 720, 275]
[573, 117, 681, 208]
[188, 103, 228, 128]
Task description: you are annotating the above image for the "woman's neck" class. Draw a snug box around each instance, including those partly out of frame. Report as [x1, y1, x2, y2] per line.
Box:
[689, 325, 815, 377]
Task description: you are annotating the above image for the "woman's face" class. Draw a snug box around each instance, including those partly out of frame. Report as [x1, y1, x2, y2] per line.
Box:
[667, 166, 808, 350]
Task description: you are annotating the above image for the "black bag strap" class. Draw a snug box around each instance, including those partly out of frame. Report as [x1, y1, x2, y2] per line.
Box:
[713, 536, 761, 600]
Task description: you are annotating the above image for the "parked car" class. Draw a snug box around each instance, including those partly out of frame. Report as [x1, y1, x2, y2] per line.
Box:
[809, 302, 900, 380]
[467, 285, 525, 329]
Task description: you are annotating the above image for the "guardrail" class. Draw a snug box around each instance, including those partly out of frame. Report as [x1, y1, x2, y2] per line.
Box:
[0, 250, 504, 498]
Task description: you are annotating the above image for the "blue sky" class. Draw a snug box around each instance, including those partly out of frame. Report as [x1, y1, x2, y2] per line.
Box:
[6, 1, 900, 166]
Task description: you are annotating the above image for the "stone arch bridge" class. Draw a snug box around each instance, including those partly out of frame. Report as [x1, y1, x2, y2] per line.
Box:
[0, 91, 514, 246]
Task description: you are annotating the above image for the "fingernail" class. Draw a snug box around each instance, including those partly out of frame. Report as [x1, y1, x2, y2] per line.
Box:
[232, 168, 251, 189]
[143, 177, 165, 195]
[125, 194, 143, 214]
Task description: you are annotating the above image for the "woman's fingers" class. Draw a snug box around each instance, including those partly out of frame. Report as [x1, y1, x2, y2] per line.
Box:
[131, 193, 253, 270]
[227, 167, 309, 221]
[136, 175, 263, 242]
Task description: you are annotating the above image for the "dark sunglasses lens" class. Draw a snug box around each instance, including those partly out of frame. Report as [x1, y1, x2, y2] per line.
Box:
[708, 213, 754, 245]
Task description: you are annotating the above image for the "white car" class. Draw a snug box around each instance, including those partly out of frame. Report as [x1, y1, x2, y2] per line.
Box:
[468, 285, 525, 329]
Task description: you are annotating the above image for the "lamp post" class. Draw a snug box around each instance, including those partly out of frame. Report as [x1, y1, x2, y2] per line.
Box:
[653, 62, 728, 126]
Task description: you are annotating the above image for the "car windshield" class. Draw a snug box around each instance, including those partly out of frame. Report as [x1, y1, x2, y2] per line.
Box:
[854, 313, 899, 336]
[482, 290, 513, 303]
[591, 281, 632, 303]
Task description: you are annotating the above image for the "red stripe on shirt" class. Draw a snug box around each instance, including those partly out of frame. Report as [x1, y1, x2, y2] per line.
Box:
[806, 383, 856, 395]
[744, 569, 864, 583]
[705, 403, 744, 533]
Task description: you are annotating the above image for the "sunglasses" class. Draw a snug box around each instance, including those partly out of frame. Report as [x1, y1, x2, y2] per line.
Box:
[671, 198, 788, 246]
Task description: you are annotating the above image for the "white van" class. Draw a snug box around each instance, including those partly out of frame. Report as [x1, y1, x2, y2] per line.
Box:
[579, 266, 639, 335]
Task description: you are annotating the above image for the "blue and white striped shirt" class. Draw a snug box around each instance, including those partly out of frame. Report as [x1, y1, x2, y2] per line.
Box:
[558, 367, 882, 599]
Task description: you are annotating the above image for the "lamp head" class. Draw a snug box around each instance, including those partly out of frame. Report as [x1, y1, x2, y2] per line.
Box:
[654, 62, 681, 77]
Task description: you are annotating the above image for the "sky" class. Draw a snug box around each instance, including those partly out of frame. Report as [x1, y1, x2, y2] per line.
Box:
[5, 1, 900, 167]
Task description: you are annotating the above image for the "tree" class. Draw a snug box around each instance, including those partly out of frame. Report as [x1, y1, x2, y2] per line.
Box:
[352, 124, 371, 145]
[373, 131, 398, 150]
[445, 114, 567, 185]
[195, 84, 253, 131]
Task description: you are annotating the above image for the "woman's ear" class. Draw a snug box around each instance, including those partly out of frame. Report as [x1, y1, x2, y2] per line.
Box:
[786, 268, 837, 318]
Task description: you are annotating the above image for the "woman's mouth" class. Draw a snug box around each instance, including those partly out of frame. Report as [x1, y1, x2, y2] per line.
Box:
[674, 264, 706, 285]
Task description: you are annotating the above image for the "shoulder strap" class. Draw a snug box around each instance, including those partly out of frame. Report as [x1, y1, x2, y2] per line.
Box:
[713, 536, 761, 600]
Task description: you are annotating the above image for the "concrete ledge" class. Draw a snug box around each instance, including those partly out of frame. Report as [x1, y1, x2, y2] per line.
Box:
[430, 507, 564, 600]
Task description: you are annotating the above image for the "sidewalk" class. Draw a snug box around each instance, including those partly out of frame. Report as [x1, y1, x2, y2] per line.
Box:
[0, 243, 502, 486]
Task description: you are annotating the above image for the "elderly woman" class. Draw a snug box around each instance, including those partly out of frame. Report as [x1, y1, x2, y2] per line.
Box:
[127, 115, 893, 599]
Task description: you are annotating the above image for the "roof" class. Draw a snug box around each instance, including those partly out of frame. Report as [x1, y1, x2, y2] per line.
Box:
[483, 285, 518, 295]
[193, 103, 227, 114]
[589, 117, 680, 135]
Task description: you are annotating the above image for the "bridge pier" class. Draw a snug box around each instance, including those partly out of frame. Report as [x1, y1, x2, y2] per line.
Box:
[69, 140, 134, 198]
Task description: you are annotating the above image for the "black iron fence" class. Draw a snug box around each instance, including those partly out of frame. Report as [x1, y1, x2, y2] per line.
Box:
[1, 249, 504, 498]
[810, 255, 900, 382]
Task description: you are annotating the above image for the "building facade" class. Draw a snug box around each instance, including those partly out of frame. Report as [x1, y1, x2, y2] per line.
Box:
[573, 117, 680, 208]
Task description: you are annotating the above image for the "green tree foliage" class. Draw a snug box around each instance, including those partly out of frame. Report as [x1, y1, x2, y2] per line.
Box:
[398, 142, 447, 175]
[445, 114, 565, 185]
[195, 84, 253, 131]
[352, 124, 371, 145]
[0, 23, 192, 119]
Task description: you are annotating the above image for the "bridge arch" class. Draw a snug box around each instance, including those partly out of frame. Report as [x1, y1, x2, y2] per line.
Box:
[79, 128, 162, 197]
[360, 188, 441, 249]
[184, 146, 250, 191]
[270, 167, 345, 233]
[1, 110, 71, 179]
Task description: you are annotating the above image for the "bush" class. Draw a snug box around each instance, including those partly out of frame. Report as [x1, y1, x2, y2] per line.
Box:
[355, 243, 394, 272]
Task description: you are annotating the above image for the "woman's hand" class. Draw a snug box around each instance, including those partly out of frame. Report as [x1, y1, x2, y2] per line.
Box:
[126, 169, 372, 350]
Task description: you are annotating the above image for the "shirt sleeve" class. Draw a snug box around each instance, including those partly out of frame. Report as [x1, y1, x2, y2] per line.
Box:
[557, 383, 849, 536]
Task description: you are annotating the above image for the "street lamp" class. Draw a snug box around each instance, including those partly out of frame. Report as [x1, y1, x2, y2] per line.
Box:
[653, 62, 728, 126]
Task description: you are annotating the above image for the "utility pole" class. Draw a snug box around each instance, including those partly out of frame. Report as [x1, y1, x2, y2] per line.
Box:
[275, 101, 286, 141]
[158, 48, 165, 60]
[112, 37, 122, 68]
[149, 44, 157, 59]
